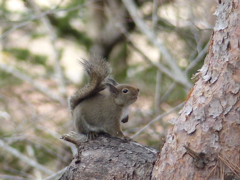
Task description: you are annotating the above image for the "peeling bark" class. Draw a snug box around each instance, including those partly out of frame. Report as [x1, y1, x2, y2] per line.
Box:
[152, 0, 240, 179]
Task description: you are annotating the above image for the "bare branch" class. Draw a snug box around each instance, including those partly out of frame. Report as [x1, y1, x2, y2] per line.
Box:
[154, 64, 162, 113]
[26, 0, 66, 96]
[26, 145, 42, 179]
[116, 15, 190, 88]
[152, 0, 162, 113]
[152, 0, 159, 31]
[122, 0, 192, 89]
[36, 125, 77, 156]
[128, 41, 186, 86]
[131, 102, 184, 139]
[0, 64, 62, 102]
[159, 82, 177, 103]
[0, 139, 54, 175]
[152, 0, 158, 31]
[0, 0, 98, 40]
[186, 41, 210, 73]
[159, 42, 209, 103]
[0, 175, 29, 180]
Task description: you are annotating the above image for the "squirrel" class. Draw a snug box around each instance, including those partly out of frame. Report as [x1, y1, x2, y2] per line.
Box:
[69, 57, 140, 140]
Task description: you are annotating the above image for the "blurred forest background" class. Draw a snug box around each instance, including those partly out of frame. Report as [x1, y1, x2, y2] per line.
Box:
[0, 0, 217, 179]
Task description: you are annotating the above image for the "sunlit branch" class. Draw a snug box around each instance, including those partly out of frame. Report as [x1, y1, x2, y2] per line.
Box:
[122, 0, 192, 89]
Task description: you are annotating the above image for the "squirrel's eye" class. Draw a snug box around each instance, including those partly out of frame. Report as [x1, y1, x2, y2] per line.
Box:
[122, 89, 128, 93]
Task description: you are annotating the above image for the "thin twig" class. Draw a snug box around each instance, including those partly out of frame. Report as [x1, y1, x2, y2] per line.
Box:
[128, 41, 185, 86]
[0, 139, 54, 175]
[159, 82, 177, 103]
[159, 42, 208, 102]
[116, 16, 191, 89]
[128, 35, 207, 104]
[131, 102, 184, 139]
[36, 125, 77, 156]
[44, 167, 67, 180]
[186, 41, 209, 73]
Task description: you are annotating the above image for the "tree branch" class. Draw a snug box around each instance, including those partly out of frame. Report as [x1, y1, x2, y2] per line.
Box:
[0, 139, 54, 175]
[186, 41, 209, 73]
[36, 125, 77, 156]
[0, 64, 62, 102]
[0, 175, 29, 180]
[128, 41, 185, 86]
[60, 132, 158, 180]
[44, 167, 67, 180]
[0, 0, 98, 40]
[122, 0, 192, 89]
[26, 0, 66, 96]
[131, 102, 184, 139]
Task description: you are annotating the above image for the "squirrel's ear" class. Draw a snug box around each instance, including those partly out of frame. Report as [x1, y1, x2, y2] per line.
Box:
[107, 78, 118, 86]
[106, 83, 118, 97]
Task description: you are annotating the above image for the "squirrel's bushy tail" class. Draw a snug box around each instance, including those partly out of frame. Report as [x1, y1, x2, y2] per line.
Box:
[69, 57, 111, 112]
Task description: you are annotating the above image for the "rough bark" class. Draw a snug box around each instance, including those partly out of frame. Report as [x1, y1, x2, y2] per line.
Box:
[59, 132, 158, 180]
[152, 0, 240, 179]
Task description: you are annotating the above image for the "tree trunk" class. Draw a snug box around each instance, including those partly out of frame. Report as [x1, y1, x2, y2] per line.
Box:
[152, 0, 240, 179]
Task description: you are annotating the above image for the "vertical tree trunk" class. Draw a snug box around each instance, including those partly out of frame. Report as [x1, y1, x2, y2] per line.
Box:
[152, 0, 240, 179]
